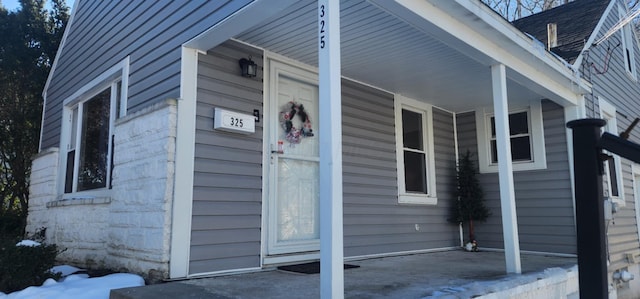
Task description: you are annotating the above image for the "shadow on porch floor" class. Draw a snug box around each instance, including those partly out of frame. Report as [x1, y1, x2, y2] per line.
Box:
[110, 250, 577, 299]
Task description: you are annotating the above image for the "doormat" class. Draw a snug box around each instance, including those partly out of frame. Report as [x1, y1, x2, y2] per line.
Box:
[277, 262, 360, 274]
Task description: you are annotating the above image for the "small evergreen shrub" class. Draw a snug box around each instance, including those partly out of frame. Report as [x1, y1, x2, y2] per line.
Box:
[0, 238, 61, 293]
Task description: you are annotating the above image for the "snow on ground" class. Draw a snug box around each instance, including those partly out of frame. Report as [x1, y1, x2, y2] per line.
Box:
[1, 241, 144, 299]
[0, 272, 144, 299]
[15, 240, 41, 247]
[426, 266, 577, 298]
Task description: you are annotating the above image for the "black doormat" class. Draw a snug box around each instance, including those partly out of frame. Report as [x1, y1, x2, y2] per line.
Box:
[277, 262, 360, 274]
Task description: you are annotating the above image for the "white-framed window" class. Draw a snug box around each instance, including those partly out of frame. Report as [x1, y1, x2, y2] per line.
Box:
[620, 5, 637, 79]
[59, 58, 129, 196]
[599, 98, 625, 206]
[394, 95, 437, 205]
[475, 100, 546, 173]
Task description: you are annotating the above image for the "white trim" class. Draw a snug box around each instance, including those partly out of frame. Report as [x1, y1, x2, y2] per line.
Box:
[573, 0, 616, 68]
[370, 0, 589, 107]
[57, 57, 129, 197]
[184, 0, 297, 51]
[318, 1, 345, 295]
[564, 100, 585, 234]
[263, 252, 321, 266]
[60, 58, 130, 107]
[491, 64, 521, 274]
[475, 100, 546, 173]
[633, 164, 640, 245]
[394, 95, 437, 205]
[185, 267, 264, 280]
[599, 97, 625, 207]
[481, 247, 577, 258]
[264, 59, 320, 256]
[119, 57, 130, 118]
[619, 4, 638, 81]
[169, 47, 199, 279]
[344, 246, 459, 262]
[40, 0, 80, 151]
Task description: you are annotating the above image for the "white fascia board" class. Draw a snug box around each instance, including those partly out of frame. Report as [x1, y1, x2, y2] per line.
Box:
[573, 0, 616, 68]
[184, 0, 298, 51]
[448, 0, 591, 95]
[371, 0, 589, 106]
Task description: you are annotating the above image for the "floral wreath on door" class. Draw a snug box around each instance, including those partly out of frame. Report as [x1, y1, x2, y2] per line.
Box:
[280, 101, 314, 144]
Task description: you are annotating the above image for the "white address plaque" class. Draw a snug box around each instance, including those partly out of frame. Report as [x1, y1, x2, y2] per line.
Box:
[214, 108, 255, 134]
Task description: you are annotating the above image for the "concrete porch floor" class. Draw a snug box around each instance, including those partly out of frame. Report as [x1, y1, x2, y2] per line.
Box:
[111, 250, 577, 299]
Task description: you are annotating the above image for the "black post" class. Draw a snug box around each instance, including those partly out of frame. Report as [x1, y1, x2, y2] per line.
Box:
[566, 119, 608, 299]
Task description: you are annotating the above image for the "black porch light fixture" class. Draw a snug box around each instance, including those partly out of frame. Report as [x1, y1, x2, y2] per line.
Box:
[239, 56, 257, 78]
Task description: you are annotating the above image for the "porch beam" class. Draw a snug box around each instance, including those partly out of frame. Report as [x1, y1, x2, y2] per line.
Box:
[318, 1, 345, 298]
[369, 0, 587, 107]
[491, 64, 522, 274]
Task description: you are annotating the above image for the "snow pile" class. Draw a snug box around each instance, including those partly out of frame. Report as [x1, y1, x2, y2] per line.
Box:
[0, 240, 146, 298]
[426, 266, 578, 298]
[15, 240, 41, 247]
[0, 273, 144, 299]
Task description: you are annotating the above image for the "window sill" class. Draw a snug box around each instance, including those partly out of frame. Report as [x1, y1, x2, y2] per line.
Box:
[46, 196, 112, 208]
[398, 194, 437, 205]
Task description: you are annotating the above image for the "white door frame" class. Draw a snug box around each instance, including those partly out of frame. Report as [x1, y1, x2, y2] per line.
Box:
[261, 55, 321, 264]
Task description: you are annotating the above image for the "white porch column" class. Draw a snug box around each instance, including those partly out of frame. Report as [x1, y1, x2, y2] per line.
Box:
[491, 64, 522, 274]
[318, 1, 344, 298]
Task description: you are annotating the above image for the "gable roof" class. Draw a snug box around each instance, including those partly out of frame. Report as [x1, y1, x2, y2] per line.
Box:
[512, 0, 611, 63]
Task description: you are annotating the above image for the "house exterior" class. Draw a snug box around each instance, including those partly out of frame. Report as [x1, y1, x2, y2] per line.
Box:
[513, 1, 640, 297]
[28, 0, 632, 295]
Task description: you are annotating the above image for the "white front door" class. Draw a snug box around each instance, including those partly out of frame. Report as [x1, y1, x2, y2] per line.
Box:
[267, 61, 320, 255]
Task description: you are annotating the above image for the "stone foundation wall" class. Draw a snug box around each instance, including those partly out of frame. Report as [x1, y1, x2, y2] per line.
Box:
[27, 99, 177, 279]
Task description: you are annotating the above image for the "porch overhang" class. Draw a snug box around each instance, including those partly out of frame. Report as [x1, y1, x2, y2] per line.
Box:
[177, 0, 590, 282]
[184, 0, 589, 112]
[373, 0, 591, 107]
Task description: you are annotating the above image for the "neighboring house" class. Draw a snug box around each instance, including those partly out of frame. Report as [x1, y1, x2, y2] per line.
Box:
[28, 0, 595, 292]
[513, 0, 640, 298]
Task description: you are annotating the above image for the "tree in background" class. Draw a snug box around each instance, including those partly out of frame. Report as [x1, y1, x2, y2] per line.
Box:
[482, 0, 572, 21]
[0, 0, 69, 238]
[484, 0, 640, 21]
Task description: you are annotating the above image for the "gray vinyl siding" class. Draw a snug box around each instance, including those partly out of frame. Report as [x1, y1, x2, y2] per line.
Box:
[40, 0, 253, 150]
[190, 42, 459, 273]
[579, 0, 640, 270]
[456, 100, 577, 254]
[190, 41, 264, 274]
[343, 84, 459, 256]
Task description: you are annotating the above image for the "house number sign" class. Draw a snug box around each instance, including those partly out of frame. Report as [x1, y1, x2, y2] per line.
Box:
[214, 107, 255, 134]
[319, 4, 326, 49]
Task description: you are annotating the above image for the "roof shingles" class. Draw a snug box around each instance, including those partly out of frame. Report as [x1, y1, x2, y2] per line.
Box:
[512, 0, 611, 63]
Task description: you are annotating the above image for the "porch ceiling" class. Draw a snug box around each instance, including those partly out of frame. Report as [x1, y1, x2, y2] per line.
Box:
[234, 0, 545, 113]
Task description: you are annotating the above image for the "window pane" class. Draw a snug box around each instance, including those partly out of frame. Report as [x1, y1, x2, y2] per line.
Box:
[64, 150, 75, 193]
[608, 160, 620, 197]
[491, 137, 531, 162]
[402, 109, 423, 150]
[511, 136, 532, 161]
[490, 140, 498, 163]
[404, 151, 427, 193]
[490, 117, 496, 137]
[78, 89, 111, 191]
[509, 112, 528, 135]
[115, 81, 122, 119]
